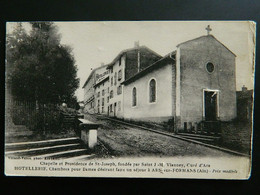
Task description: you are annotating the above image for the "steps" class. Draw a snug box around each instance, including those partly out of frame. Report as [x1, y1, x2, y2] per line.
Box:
[5, 137, 94, 160]
[61, 113, 77, 129]
[177, 132, 221, 143]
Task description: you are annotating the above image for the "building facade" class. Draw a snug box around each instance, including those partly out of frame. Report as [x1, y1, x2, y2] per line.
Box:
[122, 54, 175, 123]
[83, 34, 237, 132]
[176, 35, 237, 129]
[82, 70, 95, 114]
[122, 35, 237, 131]
[106, 43, 162, 118]
[82, 64, 109, 114]
[236, 86, 253, 122]
[94, 65, 110, 114]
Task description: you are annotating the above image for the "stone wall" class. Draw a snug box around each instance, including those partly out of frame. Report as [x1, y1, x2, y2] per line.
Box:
[220, 121, 252, 154]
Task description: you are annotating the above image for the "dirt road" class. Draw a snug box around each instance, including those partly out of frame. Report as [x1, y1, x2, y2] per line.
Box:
[84, 114, 235, 158]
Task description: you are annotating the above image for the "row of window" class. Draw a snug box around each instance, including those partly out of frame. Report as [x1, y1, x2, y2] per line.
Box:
[109, 101, 121, 112]
[97, 87, 111, 98]
[96, 82, 106, 89]
[97, 101, 122, 114]
[132, 79, 156, 107]
[111, 70, 122, 86]
[97, 97, 108, 106]
[109, 85, 122, 99]
[110, 57, 123, 74]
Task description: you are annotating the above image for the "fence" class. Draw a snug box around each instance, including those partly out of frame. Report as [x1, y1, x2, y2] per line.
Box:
[8, 98, 62, 133]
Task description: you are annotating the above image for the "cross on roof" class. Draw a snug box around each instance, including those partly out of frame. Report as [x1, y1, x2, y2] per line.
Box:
[206, 25, 212, 35]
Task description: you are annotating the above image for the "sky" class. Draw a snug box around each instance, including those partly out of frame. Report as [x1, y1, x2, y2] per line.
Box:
[7, 21, 256, 101]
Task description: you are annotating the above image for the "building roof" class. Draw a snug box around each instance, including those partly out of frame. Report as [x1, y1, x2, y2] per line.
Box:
[122, 51, 176, 85]
[107, 45, 162, 68]
[82, 64, 108, 88]
[177, 35, 236, 57]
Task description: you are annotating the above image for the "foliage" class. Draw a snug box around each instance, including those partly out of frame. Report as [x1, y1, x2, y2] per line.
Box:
[6, 22, 79, 105]
[6, 22, 80, 132]
[28, 104, 62, 133]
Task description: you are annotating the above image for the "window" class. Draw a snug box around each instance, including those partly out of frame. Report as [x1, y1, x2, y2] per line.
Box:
[110, 90, 114, 99]
[97, 91, 100, 98]
[97, 99, 100, 106]
[107, 96, 109, 103]
[206, 62, 214, 73]
[102, 89, 105, 96]
[102, 107, 104, 113]
[118, 101, 121, 111]
[110, 104, 113, 112]
[111, 67, 113, 73]
[149, 79, 156, 103]
[132, 87, 137, 107]
[117, 85, 122, 95]
[114, 72, 117, 85]
[119, 57, 121, 66]
[118, 70, 122, 80]
[102, 98, 104, 106]
[108, 87, 109, 93]
[111, 76, 113, 86]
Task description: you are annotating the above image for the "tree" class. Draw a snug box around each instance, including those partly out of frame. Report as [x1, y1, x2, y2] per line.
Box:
[6, 22, 79, 105]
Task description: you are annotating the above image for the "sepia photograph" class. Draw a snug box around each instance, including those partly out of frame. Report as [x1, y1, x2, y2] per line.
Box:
[4, 21, 256, 179]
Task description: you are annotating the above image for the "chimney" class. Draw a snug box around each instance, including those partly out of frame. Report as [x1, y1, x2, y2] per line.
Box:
[242, 85, 247, 92]
[134, 41, 139, 48]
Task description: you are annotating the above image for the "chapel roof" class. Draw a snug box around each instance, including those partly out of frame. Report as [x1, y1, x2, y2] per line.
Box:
[177, 35, 236, 57]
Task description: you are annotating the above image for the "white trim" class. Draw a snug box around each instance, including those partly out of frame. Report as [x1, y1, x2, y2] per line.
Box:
[205, 61, 215, 74]
[176, 47, 181, 116]
[147, 77, 157, 104]
[202, 88, 220, 119]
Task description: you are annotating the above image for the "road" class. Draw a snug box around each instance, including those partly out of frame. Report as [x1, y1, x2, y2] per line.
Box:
[84, 114, 236, 158]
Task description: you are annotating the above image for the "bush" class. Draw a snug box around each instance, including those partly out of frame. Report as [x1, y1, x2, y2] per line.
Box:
[21, 104, 62, 133]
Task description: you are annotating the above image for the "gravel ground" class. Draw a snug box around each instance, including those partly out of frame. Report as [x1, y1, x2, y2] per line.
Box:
[84, 114, 235, 158]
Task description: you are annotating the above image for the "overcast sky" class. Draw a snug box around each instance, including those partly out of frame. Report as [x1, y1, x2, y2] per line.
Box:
[7, 21, 256, 101]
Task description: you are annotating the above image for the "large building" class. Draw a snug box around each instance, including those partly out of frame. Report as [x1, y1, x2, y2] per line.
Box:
[123, 34, 237, 131]
[106, 42, 162, 118]
[82, 64, 109, 114]
[83, 31, 237, 131]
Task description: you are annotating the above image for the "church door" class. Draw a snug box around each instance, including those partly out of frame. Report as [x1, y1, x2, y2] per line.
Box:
[204, 91, 218, 121]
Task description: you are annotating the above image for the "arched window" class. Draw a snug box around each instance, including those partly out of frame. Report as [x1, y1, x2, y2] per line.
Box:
[132, 87, 137, 107]
[149, 79, 156, 103]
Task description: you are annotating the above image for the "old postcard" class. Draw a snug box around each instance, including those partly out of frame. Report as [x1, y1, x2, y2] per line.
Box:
[5, 21, 256, 179]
